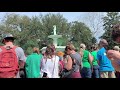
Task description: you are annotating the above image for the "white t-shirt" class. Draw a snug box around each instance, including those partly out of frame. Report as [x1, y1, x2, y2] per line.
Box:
[41, 55, 59, 78]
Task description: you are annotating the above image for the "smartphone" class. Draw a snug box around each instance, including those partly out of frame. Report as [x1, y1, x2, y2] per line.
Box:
[43, 72, 47, 77]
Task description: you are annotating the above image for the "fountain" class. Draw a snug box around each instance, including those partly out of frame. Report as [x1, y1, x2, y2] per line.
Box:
[41, 25, 66, 51]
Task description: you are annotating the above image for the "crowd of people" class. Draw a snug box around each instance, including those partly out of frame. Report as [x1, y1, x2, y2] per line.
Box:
[0, 32, 120, 78]
[22, 38, 120, 78]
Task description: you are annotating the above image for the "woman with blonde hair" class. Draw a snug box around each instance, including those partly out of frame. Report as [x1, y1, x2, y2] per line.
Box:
[80, 43, 93, 78]
[40, 44, 59, 78]
[60, 43, 82, 78]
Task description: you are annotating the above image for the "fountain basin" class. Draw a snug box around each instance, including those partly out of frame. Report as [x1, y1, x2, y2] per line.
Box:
[48, 35, 62, 38]
[41, 46, 66, 52]
[41, 25, 65, 52]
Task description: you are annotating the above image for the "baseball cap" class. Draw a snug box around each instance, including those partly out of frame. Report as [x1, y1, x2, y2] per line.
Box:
[2, 33, 15, 43]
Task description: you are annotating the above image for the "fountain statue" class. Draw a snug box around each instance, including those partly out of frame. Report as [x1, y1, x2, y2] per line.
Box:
[41, 25, 66, 51]
[53, 25, 57, 35]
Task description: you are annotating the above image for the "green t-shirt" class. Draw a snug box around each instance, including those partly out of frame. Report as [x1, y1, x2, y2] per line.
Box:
[82, 50, 91, 68]
[25, 53, 43, 78]
[91, 51, 98, 66]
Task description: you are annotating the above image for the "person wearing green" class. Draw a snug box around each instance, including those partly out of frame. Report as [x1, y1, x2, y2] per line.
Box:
[80, 44, 93, 78]
[91, 44, 99, 78]
[25, 47, 43, 78]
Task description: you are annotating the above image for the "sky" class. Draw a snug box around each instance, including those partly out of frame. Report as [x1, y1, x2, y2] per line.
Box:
[0, 12, 85, 22]
[0, 12, 105, 42]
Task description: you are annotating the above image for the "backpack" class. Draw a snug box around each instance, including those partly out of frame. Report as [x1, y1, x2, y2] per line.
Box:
[0, 46, 19, 78]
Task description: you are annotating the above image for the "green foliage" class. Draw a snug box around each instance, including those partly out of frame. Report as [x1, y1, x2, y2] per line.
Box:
[0, 13, 94, 53]
[41, 13, 69, 46]
[101, 12, 120, 49]
[92, 37, 97, 44]
[69, 21, 93, 49]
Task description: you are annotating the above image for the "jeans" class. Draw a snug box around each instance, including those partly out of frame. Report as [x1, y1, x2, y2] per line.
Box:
[81, 67, 92, 78]
[92, 65, 99, 78]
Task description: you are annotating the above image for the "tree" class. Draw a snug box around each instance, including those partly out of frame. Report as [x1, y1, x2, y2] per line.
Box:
[91, 37, 97, 44]
[101, 12, 120, 49]
[0, 13, 69, 54]
[0, 12, 94, 53]
[0, 13, 38, 54]
[41, 13, 69, 46]
[69, 21, 93, 49]
[78, 12, 104, 42]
